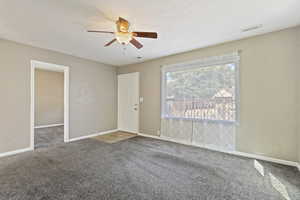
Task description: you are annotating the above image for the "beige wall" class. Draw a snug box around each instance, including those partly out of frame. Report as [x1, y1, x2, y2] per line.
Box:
[0, 39, 117, 154]
[35, 69, 64, 126]
[118, 26, 300, 162]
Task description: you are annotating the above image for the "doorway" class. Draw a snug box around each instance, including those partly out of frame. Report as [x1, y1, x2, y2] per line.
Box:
[30, 60, 69, 149]
[118, 72, 139, 133]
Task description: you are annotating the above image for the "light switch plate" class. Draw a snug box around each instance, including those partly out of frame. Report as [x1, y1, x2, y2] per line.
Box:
[139, 97, 144, 103]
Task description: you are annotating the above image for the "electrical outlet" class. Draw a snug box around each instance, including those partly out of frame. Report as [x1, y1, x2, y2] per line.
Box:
[157, 130, 161, 136]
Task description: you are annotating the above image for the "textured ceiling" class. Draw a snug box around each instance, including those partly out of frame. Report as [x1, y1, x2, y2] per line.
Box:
[0, 0, 299, 66]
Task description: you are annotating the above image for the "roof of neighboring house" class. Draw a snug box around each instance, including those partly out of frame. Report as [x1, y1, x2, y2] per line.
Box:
[213, 89, 233, 98]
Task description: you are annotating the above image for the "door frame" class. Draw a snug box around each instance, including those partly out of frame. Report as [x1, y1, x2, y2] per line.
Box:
[30, 60, 70, 150]
[117, 72, 140, 133]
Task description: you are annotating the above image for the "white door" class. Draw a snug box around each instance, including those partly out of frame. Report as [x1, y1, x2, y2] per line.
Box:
[118, 72, 139, 133]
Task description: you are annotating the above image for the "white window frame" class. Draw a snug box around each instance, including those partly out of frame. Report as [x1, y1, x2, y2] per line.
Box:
[161, 52, 240, 124]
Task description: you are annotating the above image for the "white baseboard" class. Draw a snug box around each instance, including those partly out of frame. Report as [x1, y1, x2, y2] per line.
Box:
[68, 129, 118, 142]
[35, 123, 64, 129]
[118, 129, 138, 134]
[297, 163, 300, 171]
[138, 133, 299, 169]
[0, 147, 33, 158]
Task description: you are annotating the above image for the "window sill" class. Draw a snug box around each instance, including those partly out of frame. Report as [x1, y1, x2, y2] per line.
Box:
[162, 116, 237, 125]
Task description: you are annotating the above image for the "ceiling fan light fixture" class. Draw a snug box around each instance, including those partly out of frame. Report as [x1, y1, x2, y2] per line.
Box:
[115, 32, 133, 45]
[116, 17, 130, 32]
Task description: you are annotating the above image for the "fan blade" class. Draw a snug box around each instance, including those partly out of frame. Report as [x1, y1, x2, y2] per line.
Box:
[87, 30, 114, 34]
[130, 38, 143, 49]
[133, 32, 158, 39]
[105, 39, 117, 47]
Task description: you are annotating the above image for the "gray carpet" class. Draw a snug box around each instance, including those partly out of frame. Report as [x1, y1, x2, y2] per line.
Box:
[35, 126, 64, 149]
[0, 136, 299, 200]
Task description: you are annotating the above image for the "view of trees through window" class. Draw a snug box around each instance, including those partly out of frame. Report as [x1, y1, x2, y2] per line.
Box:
[164, 63, 236, 122]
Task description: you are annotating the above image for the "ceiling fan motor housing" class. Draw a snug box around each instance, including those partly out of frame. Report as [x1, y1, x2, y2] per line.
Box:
[115, 32, 133, 44]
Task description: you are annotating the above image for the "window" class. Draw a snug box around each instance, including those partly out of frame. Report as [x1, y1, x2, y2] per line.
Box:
[161, 53, 239, 123]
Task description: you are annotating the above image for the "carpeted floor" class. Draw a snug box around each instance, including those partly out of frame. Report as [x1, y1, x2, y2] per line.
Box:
[35, 126, 64, 149]
[1, 136, 300, 200]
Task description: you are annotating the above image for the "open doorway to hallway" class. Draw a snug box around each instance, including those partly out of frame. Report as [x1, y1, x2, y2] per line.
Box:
[30, 61, 70, 150]
[34, 69, 64, 148]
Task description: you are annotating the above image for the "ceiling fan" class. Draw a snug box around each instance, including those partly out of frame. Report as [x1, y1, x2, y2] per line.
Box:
[87, 17, 158, 49]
